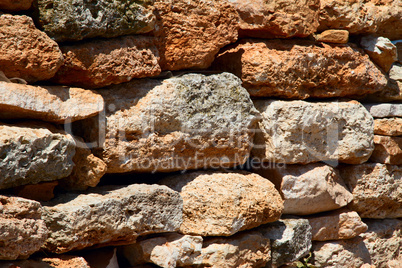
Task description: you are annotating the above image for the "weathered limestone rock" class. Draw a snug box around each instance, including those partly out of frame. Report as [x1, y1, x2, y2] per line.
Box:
[254, 163, 353, 215]
[0, 196, 48, 260]
[339, 163, 402, 219]
[161, 171, 283, 236]
[370, 135, 402, 165]
[80, 73, 258, 173]
[0, 122, 76, 190]
[33, 0, 155, 42]
[0, 0, 33, 11]
[252, 100, 374, 165]
[52, 36, 161, 89]
[257, 218, 312, 267]
[13, 181, 59, 202]
[364, 103, 402, 118]
[212, 39, 387, 99]
[365, 80, 402, 102]
[374, 118, 402, 136]
[390, 64, 402, 81]
[229, 0, 320, 38]
[318, 0, 402, 40]
[307, 209, 368, 241]
[42, 184, 182, 253]
[3, 255, 91, 268]
[153, 0, 238, 70]
[360, 35, 397, 72]
[0, 82, 104, 124]
[0, 14, 63, 83]
[314, 29, 349, 44]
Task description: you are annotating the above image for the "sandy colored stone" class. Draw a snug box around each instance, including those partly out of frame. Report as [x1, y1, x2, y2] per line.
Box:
[390, 64, 402, 81]
[254, 163, 353, 215]
[307, 209, 368, 241]
[370, 135, 402, 165]
[361, 35, 397, 72]
[13, 181, 58, 202]
[42, 256, 91, 268]
[257, 218, 312, 267]
[79, 73, 258, 173]
[374, 118, 402, 136]
[364, 103, 402, 118]
[230, 0, 320, 38]
[318, 0, 402, 40]
[52, 35, 161, 89]
[33, 0, 155, 42]
[59, 137, 107, 191]
[0, 196, 48, 260]
[0, 82, 103, 124]
[0, 122, 76, 190]
[314, 29, 349, 44]
[252, 100, 374, 165]
[0, 14, 63, 83]
[339, 163, 402, 219]
[42, 184, 182, 253]
[161, 171, 283, 236]
[212, 39, 387, 99]
[153, 0, 238, 70]
[365, 79, 402, 102]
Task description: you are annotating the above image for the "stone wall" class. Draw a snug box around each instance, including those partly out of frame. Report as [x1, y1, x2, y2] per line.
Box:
[0, 0, 401, 267]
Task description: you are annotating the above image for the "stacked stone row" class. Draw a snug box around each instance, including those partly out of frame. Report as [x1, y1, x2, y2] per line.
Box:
[0, 0, 401, 267]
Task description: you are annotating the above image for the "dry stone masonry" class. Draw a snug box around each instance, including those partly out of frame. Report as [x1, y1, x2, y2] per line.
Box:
[0, 0, 401, 267]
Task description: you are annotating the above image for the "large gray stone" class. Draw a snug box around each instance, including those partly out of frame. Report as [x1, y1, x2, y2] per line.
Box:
[252, 100, 374, 165]
[33, 0, 156, 42]
[364, 103, 402, 118]
[0, 122, 76, 190]
[42, 184, 183, 253]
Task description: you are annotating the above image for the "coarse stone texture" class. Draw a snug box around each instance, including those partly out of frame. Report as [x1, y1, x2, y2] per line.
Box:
[360, 35, 397, 72]
[0, 14, 63, 83]
[390, 64, 402, 81]
[33, 0, 155, 42]
[79, 73, 258, 173]
[0, 196, 48, 260]
[318, 0, 402, 40]
[13, 181, 59, 202]
[3, 255, 91, 268]
[229, 0, 320, 38]
[121, 233, 203, 268]
[307, 209, 368, 241]
[153, 0, 238, 70]
[0, 0, 33, 11]
[0, 82, 104, 124]
[254, 163, 353, 215]
[257, 218, 312, 267]
[370, 135, 402, 165]
[211, 39, 387, 99]
[59, 137, 107, 191]
[374, 118, 402, 136]
[161, 171, 283, 237]
[0, 122, 76, 190]
[252, 100, 374, 165]
[41, 184, 182, 253]
[314, 29, 349, 44]
[339, 163, 402, 219]
[52, 36, 161, 89]
[364, 103, 402, 118]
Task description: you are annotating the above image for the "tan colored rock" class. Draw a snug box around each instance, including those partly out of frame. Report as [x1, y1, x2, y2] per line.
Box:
[365, 79, 402, 102]
[307, 209, 368, 241]
[0, 0, 33, 11]
[79, 73, 258, 173]
[229, 0, 320, 38]
[13, 181, 58, 202]
[0, 122, 76, 190]
[361, 35, 397, 72]
[318, 0, 402, 40]
[254, 163, 353, 215]
[315, 29, 349, 44]
[153, 0, 238, 70]
[0, 14, 63, 83]
[161, 171, 283, 236]
[212, 39, 387, 99]
[42, 184, 182, 253]
[42, 256, 91, 268]
[0, 82, 104, 124]
[339, 163, 402, 219]
[0, 196, 48, 260]
[370, 135, 402, 165]
[387, 256, 402, 268]
[52, 36, 161, 89]
[374, 118, 402, 136]
[389, 64, 402, 81]
[252, 100, 374, 165]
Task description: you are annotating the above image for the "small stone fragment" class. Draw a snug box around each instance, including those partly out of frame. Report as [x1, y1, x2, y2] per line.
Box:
[360, 35, 397, 72]
[13, 181, 59, 202]
[370, 135, 402, 165]
[389, 64, 402, 81]
[315, 29, 349, 44]
[364, 103, 402, 118]
[374, 118, 402, 136]
[0, 0, 33, 11]
[42, 255, 91, 268]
